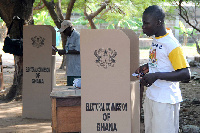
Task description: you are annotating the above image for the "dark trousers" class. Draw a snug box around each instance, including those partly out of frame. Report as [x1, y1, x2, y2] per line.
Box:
[67, 76, 81, 86]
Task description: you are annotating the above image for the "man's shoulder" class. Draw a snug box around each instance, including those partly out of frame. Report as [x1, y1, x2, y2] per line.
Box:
[157, 34, 180, 47]
[162, 35, 181, 53]
[73, 30, 80, 37]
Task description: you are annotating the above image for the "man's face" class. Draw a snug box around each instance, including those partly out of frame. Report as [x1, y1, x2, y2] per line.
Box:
[63, 27, 72, 36]
[142, 14, 158, 37]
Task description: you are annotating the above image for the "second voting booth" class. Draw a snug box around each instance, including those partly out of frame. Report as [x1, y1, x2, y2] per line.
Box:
[81, 29, 140, 133]
[22, 25, 56, 119]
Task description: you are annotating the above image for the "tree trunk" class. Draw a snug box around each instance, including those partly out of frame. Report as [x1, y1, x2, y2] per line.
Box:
[59, 33, 67, 69]
[0, 0, 35, 101]
[6, 56, 23, 100]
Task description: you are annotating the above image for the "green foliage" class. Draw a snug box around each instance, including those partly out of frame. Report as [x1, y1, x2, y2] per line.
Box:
[33, 0, 171, 31]
[72, 0, 147, 30]
[186, 43, 196, 47]
[105, 17, 143, 31]
[34, 0, 42, 5]
[0, 17, 5, 27]
[33, 0, 46, 14]
[174, 21, 197, 37]
[33, 11, 55, 26]
[107, 24, 115, 29]
[73, 16, 88, 25]
[0, 17, 3, 23]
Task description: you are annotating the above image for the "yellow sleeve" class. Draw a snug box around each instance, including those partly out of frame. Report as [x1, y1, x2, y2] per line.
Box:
[168, 47, 189, 70]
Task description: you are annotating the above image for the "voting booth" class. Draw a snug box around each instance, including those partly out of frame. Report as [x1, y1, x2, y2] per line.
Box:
[81, 29, 140, 133]
[22, 25, 56, 119]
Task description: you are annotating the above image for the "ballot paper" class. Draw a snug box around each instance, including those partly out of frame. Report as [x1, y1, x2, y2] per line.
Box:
[73, 78, 81, 88]
[132, 73, 139, 77]
[132, 72, 145, 77]
[52, 45, 58, 52]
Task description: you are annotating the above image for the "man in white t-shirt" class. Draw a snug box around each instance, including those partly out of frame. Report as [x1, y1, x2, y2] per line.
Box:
[135, 5, 191, 133]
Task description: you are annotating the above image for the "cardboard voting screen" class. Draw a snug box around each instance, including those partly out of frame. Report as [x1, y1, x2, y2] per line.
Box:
[122, 29, 140, 133]
[22, 25, 56, 119]
[121, 29, 139, 81]
[131, 81, 140, 133]
[81, 29, 139, 133]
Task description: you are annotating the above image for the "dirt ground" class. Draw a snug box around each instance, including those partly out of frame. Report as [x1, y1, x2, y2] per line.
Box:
[0, 54, 200, 133]
[0, 54, 63, 133]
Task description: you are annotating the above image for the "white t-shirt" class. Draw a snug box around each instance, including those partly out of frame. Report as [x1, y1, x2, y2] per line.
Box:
[146, 28, 189, 104]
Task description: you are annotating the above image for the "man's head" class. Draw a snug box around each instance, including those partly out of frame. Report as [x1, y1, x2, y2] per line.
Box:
[142, 5, 165, 37]
[58, 20, 73, 36]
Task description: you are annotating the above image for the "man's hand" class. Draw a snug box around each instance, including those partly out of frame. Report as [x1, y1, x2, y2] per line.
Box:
[52, 45, 58, 52]
[140, 73, 158, 87]
[58, 49, 66, 56]
[135, 63, 149, 78]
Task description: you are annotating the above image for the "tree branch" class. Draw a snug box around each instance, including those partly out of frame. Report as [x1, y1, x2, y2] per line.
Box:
[65, 0, 76, 20]
[84, 5, 89, 18]
[178, 0, 200, 32]
[98, 7, 110, 19]
[89, 2, 107, 19]
[42, 0, 61, 28]
[191, 34, 200, 54]
[194, 2, 198, 26]
[177, 0, 200, 54]
[113, 3, 125, 15]
[84, 2, 96, 29]
[0, 1, 14, 23]
[84, 0, 110, 29]
[33, 0, 45, 10]
[55, 0, 64, 21]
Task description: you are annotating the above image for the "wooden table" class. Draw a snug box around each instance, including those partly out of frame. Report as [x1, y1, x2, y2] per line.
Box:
[50, 86, 81, 133]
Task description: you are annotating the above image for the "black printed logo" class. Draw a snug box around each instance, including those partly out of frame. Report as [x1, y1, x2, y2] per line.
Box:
[31, 36, 45, 48]
[94, 48, 117, 69]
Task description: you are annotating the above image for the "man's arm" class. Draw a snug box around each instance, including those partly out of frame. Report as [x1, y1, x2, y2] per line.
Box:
[58, 49, 66, 55]
[57, 49, 80, 55]
[156, 68, 191, 81]
[67, 50, 80, 54]
[140, 67, 191, 87]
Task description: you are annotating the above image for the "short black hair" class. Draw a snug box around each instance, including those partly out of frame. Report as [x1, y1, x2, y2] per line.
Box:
[143, 5, 165, 23]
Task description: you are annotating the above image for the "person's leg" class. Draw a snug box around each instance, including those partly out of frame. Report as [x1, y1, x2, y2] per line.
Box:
[140, 84, 145, 111]
[144, 97, 153, 133]
[174, 103, 180, 133]
[152, 101, 180, 133]
[67, 76, 73, 86]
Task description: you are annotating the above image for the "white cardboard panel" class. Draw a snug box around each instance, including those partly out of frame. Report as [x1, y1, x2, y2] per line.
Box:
[81, 29, 134, 133]
[121, 29, 139, 81]
[131, 81, 140, 133]
[22, 25, 56, 119]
